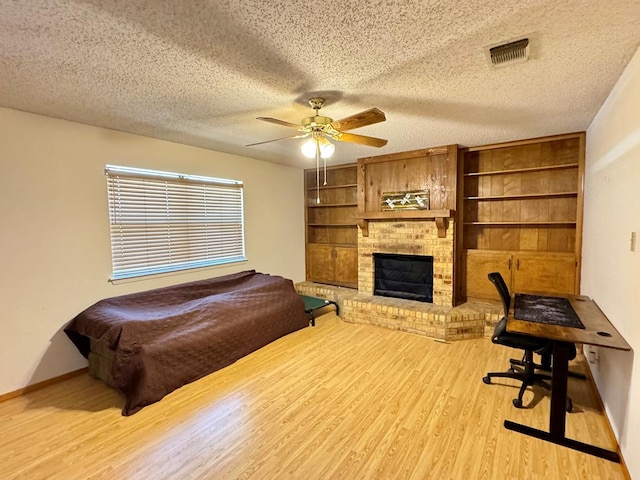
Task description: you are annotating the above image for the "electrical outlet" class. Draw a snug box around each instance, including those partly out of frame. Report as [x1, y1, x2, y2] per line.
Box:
[631, 232, 637, 252]
[588, 347, 599, 364]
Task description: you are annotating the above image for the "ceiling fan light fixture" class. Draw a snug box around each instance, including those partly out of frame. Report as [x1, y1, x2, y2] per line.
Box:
[301, 135, 334, 159]
[247, 96, 387, 203]
[248, 96, 387, 150]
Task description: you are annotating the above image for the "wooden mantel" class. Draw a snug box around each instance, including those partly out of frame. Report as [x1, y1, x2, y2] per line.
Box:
[355, 209, 452, 237]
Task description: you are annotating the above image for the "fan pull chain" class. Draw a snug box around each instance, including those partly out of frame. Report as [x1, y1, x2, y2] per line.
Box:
[323, 157, 327, 186]
[316, 141, 321, 204]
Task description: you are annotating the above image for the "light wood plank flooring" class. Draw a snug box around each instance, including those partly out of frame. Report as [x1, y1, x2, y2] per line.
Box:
[0, 314, 627, 479]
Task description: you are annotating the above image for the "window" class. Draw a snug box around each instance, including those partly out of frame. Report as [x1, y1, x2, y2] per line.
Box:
[105, 165, 245, 280]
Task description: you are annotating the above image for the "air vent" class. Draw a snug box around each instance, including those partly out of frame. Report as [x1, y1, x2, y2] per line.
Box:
[486, 38, 529, 67]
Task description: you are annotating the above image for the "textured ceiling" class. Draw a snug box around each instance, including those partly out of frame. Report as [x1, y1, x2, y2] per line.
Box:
[1, 1, 639, 167]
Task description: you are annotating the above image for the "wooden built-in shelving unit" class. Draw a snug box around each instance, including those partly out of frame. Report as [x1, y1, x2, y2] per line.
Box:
[304, 164, 359, 288]
[458, 132, 585, 301]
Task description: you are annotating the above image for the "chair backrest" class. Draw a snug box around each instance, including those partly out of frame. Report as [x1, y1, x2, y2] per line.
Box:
[488, 272, 510, 318]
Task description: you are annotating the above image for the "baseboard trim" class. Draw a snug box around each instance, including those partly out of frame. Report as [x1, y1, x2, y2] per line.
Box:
[0, 367, 89, 403]
[581, 352, 631, 480]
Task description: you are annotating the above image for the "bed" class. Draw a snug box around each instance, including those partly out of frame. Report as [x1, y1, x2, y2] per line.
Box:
[64, 270, 310, 415]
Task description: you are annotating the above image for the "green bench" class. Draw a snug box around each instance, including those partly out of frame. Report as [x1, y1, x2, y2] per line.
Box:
[299, 295, 339, 326]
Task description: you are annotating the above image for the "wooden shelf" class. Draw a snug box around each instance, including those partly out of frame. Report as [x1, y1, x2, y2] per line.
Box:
[308, 223, 357, 227]
[306, 183, 357, 190]
[307, 203, 358, 208]
[463, 163, 579, 177]
[356, 209, 451, 220]
[355, 209, 452, 238]
[307, 242, 356, 248]
[464, 191, 578, 200]
[464, 221, 577, 226]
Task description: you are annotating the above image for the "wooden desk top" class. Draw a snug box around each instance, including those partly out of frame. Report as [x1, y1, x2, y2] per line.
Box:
[507, 295, 631, 351]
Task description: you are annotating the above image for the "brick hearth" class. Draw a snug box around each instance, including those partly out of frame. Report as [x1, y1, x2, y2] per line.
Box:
[296, 282, 502, 341]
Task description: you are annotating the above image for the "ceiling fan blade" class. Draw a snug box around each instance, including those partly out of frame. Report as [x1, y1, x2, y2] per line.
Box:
[334, 132, 388, 148]
[245, 133, 309, 147]
[256, 117, 303, 129]
[330, 107, 386, 132]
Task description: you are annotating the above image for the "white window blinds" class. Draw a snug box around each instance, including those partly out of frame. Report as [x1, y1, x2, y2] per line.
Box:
[105, 165, 245, 280]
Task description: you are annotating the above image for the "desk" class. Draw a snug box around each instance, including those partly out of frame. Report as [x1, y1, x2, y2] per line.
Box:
[505, 294, 631, 462]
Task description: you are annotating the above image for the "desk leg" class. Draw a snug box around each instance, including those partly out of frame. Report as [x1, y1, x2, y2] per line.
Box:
[504, 420, 620, 462]
[549, 341, 570, 436]
[504, 341, 620, 463]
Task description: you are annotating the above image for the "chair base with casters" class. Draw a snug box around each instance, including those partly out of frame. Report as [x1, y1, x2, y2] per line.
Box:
[483, 341, 573, 412]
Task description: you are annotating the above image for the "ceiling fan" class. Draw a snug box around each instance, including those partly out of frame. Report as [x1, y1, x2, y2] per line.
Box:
[246, 97, 388, 149]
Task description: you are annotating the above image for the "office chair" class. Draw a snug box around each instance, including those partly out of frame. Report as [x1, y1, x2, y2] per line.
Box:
[482, 272, 573, 411]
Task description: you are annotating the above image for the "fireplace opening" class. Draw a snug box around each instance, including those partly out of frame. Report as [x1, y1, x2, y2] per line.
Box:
[373, 253, 434, 303]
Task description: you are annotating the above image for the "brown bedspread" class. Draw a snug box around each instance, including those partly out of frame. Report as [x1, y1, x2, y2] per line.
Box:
[65, 270, 309, 415]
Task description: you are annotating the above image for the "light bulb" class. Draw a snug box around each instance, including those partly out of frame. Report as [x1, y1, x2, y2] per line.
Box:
[301, 135, 335, 159]
[301, 138, 317, 159]
[320, 140, 335, 159]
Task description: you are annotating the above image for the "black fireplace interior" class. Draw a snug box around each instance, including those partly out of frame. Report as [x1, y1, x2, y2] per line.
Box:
[373, 253, 434, 303]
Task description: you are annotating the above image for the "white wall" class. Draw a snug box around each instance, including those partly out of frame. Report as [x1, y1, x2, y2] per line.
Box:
[0, 107, 305, 395]
[583, 46, 640, 477]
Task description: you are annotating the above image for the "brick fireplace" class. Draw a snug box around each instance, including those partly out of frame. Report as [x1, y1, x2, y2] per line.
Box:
[358, 220, 454, 307]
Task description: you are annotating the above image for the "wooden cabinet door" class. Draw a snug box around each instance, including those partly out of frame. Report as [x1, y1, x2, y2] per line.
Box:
[307, 244, 335, 284]
[463, 250, 512, 300]
[334, 246, 358, 286]
[512, 252, 576, 295]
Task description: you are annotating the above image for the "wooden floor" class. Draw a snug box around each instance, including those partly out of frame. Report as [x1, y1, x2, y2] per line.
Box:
[0, 314, 627, 480]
